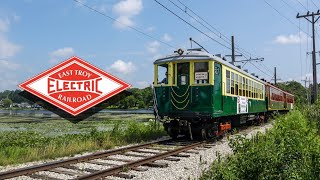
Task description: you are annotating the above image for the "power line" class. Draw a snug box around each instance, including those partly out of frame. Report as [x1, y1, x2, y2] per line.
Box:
[310, 0, 320, 9]
[296, 0, 308, 10]
[264, 0, 310, 36]
[249, 61, 273, 78]
[174, 0, 259, 59]
[153, 0, 232, 50]
[72, 0, 175, 48]
[167, 0, 231, 46]
[175, 0, 230, 43]
[162, 0, 272, 77]
[281, 0, 299, 13]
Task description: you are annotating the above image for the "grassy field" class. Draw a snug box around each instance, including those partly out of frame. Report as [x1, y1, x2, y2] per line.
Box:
[201, 109, 320, 179]
[0, 112, 166, 166]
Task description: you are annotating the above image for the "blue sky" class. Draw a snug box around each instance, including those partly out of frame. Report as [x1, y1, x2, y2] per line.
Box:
[0, 0, 319, 91]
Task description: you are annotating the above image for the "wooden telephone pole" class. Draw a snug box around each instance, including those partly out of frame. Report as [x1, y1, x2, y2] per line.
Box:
[297, 10, 320, 103]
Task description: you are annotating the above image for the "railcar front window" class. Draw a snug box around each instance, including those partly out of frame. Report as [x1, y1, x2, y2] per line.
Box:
[158, 64, 168, 85]
[194, 62, 209, 84]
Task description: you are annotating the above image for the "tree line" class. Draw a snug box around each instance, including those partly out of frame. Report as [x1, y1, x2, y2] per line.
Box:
[0, 87, 154, 109]
[0, 81, 313, 109]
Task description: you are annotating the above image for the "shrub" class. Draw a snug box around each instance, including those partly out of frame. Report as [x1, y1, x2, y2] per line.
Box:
[202, 111, 320, 180]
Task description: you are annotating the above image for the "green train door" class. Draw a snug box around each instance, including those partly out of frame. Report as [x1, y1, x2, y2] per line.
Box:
[171, 62, 190, 110]
[213, 62, 223, 113]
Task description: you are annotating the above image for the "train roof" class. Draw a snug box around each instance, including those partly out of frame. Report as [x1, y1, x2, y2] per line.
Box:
[154, 48, 266, 84]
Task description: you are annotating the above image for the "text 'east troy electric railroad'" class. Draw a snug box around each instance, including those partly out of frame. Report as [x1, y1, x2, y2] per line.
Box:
[153, 48, 294, 139]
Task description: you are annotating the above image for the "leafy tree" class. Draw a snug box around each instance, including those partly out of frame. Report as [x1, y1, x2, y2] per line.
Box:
[2, 98, 12, 107]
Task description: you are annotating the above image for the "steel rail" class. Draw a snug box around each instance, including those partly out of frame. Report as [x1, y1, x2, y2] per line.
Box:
[0, 138, 171, 179]
[76, 141, 205, 180]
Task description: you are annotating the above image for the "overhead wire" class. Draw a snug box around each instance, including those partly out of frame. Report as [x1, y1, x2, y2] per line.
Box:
[249, 62, 273, 78]
[174, 0, 259, 59]
[264, 0, 310, 36]
[167, 0, 231, 46]
[296, 0, 309, 10]
[168, 0, 274, 78]
[72, 0, 175, 48]
[310, 0, 320, 9]
[153, 0, 232, 51]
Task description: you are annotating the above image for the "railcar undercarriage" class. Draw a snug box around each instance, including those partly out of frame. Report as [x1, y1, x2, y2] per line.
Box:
[162, 112, 272, 139]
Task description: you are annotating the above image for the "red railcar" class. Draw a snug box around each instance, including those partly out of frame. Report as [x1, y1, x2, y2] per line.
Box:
[265, 83, 294, 111]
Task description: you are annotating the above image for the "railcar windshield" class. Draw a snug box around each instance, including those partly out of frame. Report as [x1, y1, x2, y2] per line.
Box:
[158, 64, 168, 84]
[194, 62, 209, 84]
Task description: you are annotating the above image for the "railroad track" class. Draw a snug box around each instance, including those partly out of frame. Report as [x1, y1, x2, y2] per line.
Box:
[0, 138, 215, 180]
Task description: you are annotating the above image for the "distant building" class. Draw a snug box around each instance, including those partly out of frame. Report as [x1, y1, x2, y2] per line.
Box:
[12, 103, 19, 107]
[19, 102, 31, 108]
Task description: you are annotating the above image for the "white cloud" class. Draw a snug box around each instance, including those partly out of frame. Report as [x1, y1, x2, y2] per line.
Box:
[136, 81, 149, 88]
[49, 47, 75, 63]
[146, 26, 155, 32]
[0, 35, 21, 58]
[109, 60, 136, 75]
[0, 19, 9, 32]
[0, 18, 20, 58]
[147, 41, 160, 54]
[162, 33, 172, 42]
[0, 60, 20, 70]
[113, 0, 142, 16]
[274, 32, 308, 45]
[12, 14, 20, 22]
[0, 78, 19, 91]
[50, 47, 74, 57]
[112, 0, 143, 29]
[0, 16, 21, 90]
[114, 16, 134, 29]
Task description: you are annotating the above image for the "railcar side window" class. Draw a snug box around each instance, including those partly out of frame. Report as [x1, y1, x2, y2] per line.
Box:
[158, 64, 168, 84]
[239, 75, 242, 96]
[231, 72, 234, 94]
[226, 70, 230, 93]
[246, 79, 248, 97]
[235, 74, 238, 95]
[194, 62, 209, 84]
[242, 77, 245, 96]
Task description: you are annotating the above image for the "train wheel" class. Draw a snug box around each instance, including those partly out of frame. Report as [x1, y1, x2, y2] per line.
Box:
[207, 127, 216, 139]
[167, 121, 179, 139]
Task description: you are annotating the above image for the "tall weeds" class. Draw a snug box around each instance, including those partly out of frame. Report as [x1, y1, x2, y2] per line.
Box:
[0, 121, 165, 166]
[202, 111, 320, 179]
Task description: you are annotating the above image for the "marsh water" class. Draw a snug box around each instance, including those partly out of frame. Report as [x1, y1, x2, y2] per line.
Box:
[0, 109, 152, 116]
[0, 109, 155, 136]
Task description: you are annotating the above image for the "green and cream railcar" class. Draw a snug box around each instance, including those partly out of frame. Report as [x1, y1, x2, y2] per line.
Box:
[153, 49, 267, 139]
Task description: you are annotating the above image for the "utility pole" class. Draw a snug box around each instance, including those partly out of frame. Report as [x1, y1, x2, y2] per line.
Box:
[232, 35, 235, 65]
[302, 77, 311, 104]
[297, 10, 320, 103]
[274, 67, 277, 85]
[225, 36, 242, 64]
[271, 67, 281, 85]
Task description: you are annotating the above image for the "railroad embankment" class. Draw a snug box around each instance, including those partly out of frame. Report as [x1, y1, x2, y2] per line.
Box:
[202, 108, 320, 179]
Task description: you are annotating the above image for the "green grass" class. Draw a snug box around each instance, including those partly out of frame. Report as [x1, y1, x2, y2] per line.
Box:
[0, 117, 166, 166]
[201, 110, 320, 180]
